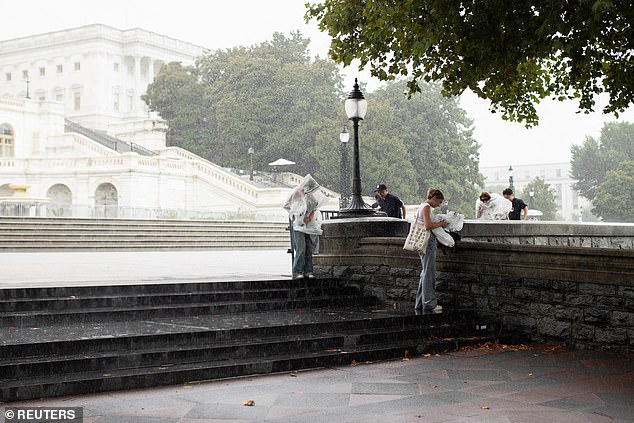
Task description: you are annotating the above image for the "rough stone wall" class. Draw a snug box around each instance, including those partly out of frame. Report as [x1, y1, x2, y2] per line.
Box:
[314, 219, 634, 352]
[436, 272, 634, 351]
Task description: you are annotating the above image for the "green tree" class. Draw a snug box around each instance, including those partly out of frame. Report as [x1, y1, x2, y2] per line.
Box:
[306, 0, 634, 126]
[368, 81, 482, 214]
[571, 121, 634, 201]
[520, 178, 557, 221]
[142, 62, 217, 159]
[591, 161, 634, 222]
[144, 32, 344, 173]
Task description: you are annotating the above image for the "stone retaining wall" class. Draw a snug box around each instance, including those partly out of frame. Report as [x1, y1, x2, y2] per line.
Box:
[314, 218, 634, 352]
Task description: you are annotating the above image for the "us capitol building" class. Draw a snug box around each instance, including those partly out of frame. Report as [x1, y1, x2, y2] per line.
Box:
[0, 24, 320, 220]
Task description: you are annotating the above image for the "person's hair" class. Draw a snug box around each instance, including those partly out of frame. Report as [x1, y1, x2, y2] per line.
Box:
[502, 188, 513, 196]
[479, 192, 491, 202]
[427, 188, 444, 201]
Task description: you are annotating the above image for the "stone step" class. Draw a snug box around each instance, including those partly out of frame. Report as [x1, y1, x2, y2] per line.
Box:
[0, 279, 376, 326]
[0, 218, 290, 250]
[0, 287, 360, 313]
[3, 320, 480, 378]
[0, 279, 345, 300]
[0, 333, 500, 401]
[0, 277, 508, 401]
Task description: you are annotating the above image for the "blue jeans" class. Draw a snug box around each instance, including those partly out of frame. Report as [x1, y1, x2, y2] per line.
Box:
[415, 233, 437, 310]
[292, 230, 314, 276]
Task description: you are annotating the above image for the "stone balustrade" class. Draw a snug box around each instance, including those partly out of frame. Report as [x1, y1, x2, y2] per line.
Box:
[314, 218, 634, 352]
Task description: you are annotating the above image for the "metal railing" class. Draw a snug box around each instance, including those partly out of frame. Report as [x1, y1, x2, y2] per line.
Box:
[64, 119, 157, 156]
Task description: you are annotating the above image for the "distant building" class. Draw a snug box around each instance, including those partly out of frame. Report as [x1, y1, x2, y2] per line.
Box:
[0, 25, 334, 220]
[0, 23, 204, 142]
[480, 163, 590, 221]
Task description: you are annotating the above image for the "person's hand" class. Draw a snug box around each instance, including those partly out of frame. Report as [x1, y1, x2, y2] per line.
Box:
[440, 221, 449, 228]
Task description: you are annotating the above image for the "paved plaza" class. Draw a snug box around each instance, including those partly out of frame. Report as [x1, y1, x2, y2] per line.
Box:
[0, 250, 292, 288]
[1, 250, 633, 422]
[2, 345, 633, 422]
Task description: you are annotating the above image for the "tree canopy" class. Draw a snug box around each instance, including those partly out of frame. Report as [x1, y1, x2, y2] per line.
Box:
[520, 177, 558, 220]
[591, 161, 634, 222]
[306, 0, 634, 126]
[570, 121, 634, 221]
[143, 33, 484, 213]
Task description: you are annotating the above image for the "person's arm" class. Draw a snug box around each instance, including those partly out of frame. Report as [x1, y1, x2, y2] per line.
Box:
[303, 210, 316, 224]
[401, 205, 406, 219]
[475, 201, 483, 219]
[522, 206, 528, 220]
[422, 205, 448, 230]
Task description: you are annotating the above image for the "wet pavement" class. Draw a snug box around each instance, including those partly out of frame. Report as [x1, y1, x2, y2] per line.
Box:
[2, 345, 633, 422]
[1, 250, 633, 421]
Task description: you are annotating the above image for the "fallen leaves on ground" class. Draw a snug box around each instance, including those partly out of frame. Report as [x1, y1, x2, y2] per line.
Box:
[242, 400, 256, 406]
[350, 360, 358, 366]
[480, 405, 490, 410]
[459, 341, 566, 353]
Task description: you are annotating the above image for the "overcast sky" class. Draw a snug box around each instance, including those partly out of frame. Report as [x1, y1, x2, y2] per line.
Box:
[3, 0, 633, 168]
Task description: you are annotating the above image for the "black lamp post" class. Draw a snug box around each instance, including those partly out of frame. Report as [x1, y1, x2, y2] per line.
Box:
[339, 79, 375, 217]
[248, 147, 254, 181]
[508, 165, 515, 191]
[339, 125, 350, 209]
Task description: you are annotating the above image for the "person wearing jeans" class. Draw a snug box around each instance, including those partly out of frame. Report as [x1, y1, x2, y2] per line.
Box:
[414, 188, 448, 312]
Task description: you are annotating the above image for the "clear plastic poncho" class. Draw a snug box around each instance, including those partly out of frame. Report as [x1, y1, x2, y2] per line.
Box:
[283, 174, 328, 235]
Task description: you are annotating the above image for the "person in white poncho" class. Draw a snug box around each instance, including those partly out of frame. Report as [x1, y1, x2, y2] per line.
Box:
[475, 192, 512, 220]
[283, 174, 328, 279]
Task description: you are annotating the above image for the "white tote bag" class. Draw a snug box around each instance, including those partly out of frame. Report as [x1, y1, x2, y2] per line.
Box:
[403, 209, 431, 253]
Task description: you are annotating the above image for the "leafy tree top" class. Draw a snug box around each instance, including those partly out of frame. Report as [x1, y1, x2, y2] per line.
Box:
[306, 0, 634, 126]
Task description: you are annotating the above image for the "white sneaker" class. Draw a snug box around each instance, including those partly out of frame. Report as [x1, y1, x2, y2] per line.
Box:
[306, 273, 315, 279]
[293, 274, 304, 279]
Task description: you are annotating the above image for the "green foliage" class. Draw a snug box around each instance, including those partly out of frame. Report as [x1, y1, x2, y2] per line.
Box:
[571, 122, 634, 201]
[306, 0, 634, 126]
[592, 161, 634, 222]
[520, 177, 557, 221]
[144, 34, 483, 213]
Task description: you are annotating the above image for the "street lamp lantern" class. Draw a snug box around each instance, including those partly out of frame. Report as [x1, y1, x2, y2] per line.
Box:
[339, 125, 349, 143]
[339, 79, 375, 217]
[247, 147, 254, 181]
[508, 165, 515, 191]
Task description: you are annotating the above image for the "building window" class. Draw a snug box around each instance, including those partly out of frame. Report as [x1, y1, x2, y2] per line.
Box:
[113, 93, 119, 112]
[73, 92, 81, 111]
[127, 94, 134, 112]
[0, 123, 15, 157]
[39, 67, 46, 77]
[5, 73, 11, 82]
[22, 70, 29, 79]
[113, 63, 119, 72]
[55, 93, 63, 102]
[38, 95, 46, 101]
[556, 169, 562, 177]
[56, 64, 63, 73]
[74, 62, 81, 71]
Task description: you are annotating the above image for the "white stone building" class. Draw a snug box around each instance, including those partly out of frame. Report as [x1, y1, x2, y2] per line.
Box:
[480, 163, 591, 221]
[0, 24, 331, 220]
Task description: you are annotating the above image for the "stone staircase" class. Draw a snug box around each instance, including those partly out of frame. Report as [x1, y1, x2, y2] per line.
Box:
[0, 217, 289, 251]
[0, 278, 507, 401]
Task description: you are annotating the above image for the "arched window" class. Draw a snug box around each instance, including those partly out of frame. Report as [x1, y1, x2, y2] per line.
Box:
[0, 123, 14, 157]
[95, 183, 118, 218]
[47, 184, 72, 217]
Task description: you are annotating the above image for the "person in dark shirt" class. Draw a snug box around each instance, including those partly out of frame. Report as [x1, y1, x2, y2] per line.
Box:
[502, 188, 528, 220]
[373, 183, 406, 219]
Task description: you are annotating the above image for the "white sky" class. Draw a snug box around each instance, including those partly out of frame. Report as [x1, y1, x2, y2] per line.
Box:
[3, 0, 633, 168]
